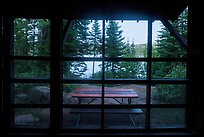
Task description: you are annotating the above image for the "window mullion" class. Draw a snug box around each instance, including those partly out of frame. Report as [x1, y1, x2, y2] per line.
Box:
[2, 17, 14, 129]
[0, 16, 2, 130]
[146, 19, 153, 129]
[50, 17, 62, 130]
[101, 19, 106, 130]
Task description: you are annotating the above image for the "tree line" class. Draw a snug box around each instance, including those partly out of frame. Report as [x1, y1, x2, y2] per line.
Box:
[14, 8, 187, 82]
[14, 7, 188, 103]
[14, 19, 147, 79]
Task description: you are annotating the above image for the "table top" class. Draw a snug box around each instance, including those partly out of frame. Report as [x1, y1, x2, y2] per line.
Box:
[71, 87, 139, 98]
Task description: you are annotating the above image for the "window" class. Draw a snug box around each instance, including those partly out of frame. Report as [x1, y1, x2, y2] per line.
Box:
[4, 18, 51, 128]
[2, 12, 188, 132]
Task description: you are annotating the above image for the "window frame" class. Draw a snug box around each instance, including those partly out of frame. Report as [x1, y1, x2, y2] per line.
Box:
[2, 17, 189, 133]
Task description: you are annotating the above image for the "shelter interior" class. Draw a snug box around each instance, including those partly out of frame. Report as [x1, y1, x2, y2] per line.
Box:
[1, 0, 203, 136]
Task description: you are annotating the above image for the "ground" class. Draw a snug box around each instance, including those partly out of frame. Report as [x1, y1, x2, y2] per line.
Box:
[15, 84, 185, 128]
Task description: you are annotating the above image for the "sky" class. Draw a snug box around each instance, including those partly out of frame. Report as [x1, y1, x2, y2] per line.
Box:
[119, 20, 163, 44]
[90, 20, 163, 45]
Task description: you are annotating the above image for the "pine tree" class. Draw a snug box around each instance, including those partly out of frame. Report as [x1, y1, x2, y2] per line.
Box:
[75, 20, 90, 56]
[152, 8, 188, 103]
[105, 20, 125, 78]
[153, 8, 188, 78]
[63, 20, 90, 78]
[89, 20, 102, 77]
[119, 41, 147, 79]
[89, 20, 102, 57]
[155, 8, 188, 58]
[105, 20, 125, 57]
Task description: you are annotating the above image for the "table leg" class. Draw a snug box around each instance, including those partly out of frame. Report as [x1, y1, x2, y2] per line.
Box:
[129, 114, 135, 126]
[78, 98, 82, 104]
[128, 98, 132, 104]
[75, 113, 81, 126]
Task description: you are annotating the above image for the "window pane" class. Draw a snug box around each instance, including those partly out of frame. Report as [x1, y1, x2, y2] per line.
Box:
[62, 20, 148, 58]
[63, 108, 101, 129]
[63, 20, 102, 58]
[63, 84, 102, 104]
[151, 62, 186, 79]
[14, 18, 50, 56]
[104, 61, 147, 79]
[14, 60, 50, 78]
[62, 61, 102, 79]
[13, 83, 50, 104]
[105, 20, 147, 58]
[152, 19, 187, 58]
[104, 84, 146, 105]
[14, 108, 50, 128]
[150, 108, 186, 128]
[151, 84, 186, 104]
[104, 108, 146, 129]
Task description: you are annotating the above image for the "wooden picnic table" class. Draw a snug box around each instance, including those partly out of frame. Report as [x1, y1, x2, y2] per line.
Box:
[71, 87, 139, 104]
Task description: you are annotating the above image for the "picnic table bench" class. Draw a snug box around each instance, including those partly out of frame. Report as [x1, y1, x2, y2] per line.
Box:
[70, 108, 143, 126]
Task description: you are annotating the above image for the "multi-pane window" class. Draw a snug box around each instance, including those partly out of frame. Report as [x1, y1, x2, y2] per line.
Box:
[11, 18, 51, 128]
[2, 10, 188, 131]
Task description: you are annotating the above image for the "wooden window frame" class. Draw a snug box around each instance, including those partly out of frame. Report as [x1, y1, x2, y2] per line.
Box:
[1, 17, 189, 134]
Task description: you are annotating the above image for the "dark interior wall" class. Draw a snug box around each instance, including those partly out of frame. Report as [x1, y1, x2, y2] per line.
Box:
[187, 0, 204, 135]
[1, 0, 187, 20]
[0, 16, 2, 134]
